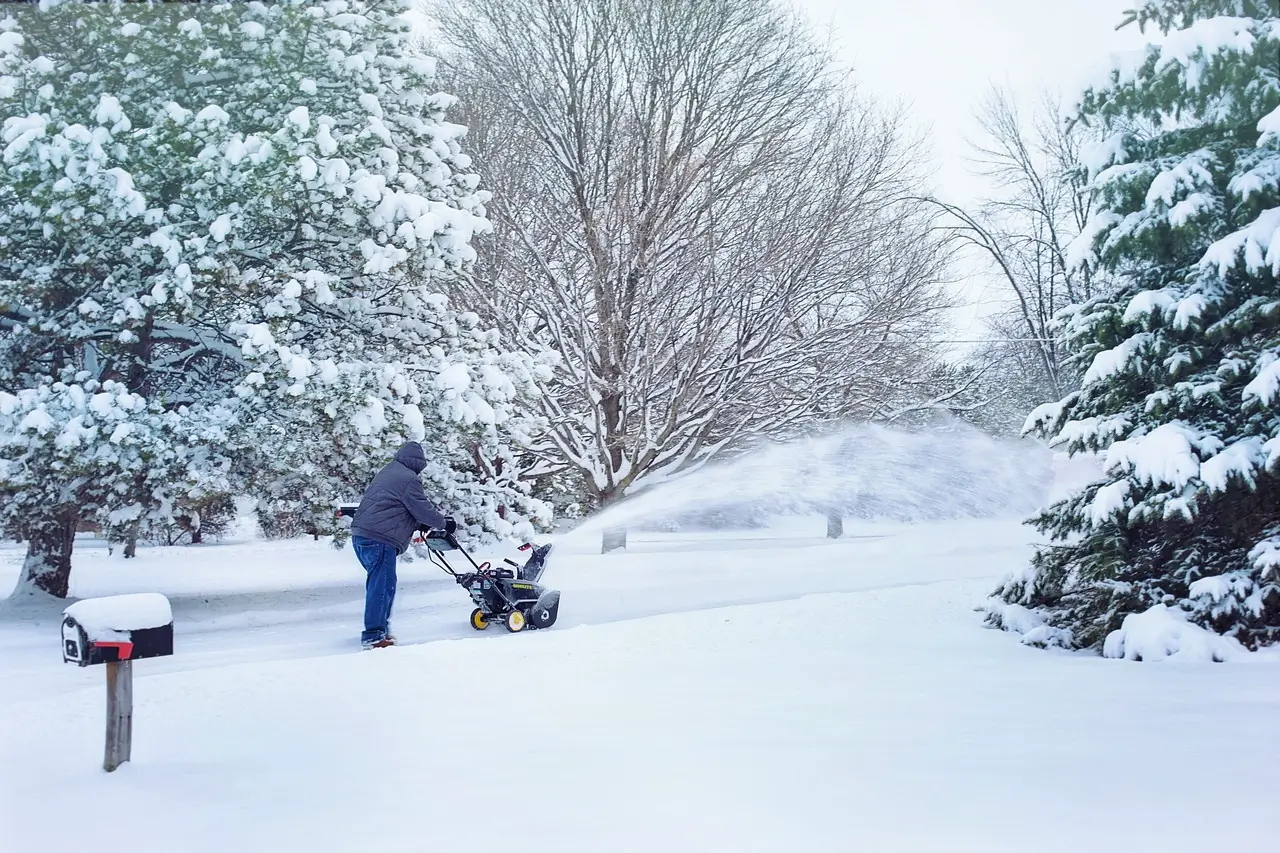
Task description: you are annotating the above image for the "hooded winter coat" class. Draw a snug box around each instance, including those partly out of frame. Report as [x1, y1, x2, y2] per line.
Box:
[349, 442, 447, 554]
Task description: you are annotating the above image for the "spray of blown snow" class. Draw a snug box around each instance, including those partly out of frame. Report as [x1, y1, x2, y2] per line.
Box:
[561, 421, 1059, 545]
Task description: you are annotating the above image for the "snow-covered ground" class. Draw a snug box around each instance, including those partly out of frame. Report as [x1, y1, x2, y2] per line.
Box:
[2, 516, 1277, 852]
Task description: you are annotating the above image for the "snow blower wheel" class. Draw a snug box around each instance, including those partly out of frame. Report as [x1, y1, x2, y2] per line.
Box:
[470, 608, 489, 631]
[505, 610, 526, 633]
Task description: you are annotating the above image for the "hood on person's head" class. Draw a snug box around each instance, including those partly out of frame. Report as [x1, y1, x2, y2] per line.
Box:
[394, 441, 426, 474]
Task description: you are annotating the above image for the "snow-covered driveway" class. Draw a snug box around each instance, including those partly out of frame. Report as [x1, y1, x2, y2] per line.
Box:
[2, 519, 1276, 852]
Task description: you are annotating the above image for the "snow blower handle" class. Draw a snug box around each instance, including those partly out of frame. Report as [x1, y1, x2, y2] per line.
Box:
[413, 522, 488, 572]
[414, 524, 461, 555]
[415, 521, 456, 540]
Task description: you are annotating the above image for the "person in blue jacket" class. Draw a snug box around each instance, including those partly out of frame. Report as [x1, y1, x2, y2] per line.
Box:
[349, 441, 455, 648]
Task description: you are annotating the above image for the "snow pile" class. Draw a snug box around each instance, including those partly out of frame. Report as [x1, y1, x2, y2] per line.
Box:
[1102, 603, 1245, 662]
[982, 597, 1073, 649]
[64, 592, 172, 637]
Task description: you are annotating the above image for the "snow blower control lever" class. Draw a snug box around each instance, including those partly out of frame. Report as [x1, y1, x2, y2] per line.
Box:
[415, 525, 560, 635]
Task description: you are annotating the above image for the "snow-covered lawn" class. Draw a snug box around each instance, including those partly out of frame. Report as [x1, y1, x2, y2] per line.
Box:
[2, 518, 1277, 852]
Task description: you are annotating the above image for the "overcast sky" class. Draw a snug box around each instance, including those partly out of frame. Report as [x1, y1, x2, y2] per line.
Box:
[794, 0, 1147, 198]
[791, 0, 1151, 336]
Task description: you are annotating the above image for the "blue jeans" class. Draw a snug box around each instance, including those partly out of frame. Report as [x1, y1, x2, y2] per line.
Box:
[352, 535, 398, 643]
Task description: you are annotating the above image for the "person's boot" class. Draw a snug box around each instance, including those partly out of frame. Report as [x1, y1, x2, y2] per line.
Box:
[362, 635, 396, 650]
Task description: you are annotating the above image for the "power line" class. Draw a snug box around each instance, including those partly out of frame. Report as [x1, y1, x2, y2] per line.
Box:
[929, 338, 1063, 344]
[881, 337, 1065, 344]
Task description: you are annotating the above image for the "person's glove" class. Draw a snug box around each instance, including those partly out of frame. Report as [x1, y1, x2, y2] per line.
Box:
[443, 517, 457, 535]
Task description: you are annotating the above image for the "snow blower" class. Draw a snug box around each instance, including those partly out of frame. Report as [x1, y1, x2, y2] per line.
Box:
[416, 526, 560, 633]
[334, 504, 559, 633]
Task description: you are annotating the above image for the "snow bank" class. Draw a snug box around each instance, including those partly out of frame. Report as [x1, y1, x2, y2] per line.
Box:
[1102, 603, 1244, 662]
[64, 592, 172, 637]
[3, 577, 1276, 853]
[982, 597, 1073, 649]
[0, 519, 1275, 853]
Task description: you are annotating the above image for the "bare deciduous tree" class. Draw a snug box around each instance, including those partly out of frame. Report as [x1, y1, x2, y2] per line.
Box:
[928, 87, 1105, 409]
[430, 0, 957, 505]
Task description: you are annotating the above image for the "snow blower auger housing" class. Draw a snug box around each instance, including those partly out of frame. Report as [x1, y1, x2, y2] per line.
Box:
[417, 527, 559, 634]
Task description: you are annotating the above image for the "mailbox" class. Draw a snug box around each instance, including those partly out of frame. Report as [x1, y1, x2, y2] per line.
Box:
[61, 593, 174, 667]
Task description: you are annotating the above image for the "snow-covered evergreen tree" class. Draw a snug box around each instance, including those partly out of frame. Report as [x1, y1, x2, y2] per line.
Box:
[985, 0, 1280, 656]
[0, 0, 549, 597]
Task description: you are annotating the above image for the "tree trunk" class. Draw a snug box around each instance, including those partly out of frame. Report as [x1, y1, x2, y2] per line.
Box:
[596, 484, 627, 554]
[602, 526, 627, 554]
[826, 511, 843, 539]
[16, 515, 77, 598]
[123, 523, 139, 559]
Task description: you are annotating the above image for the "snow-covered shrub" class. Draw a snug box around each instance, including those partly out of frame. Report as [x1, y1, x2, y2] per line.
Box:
[255, 498, 319, 543]
[987, 0, 1280, 654]
[0, 0, 550, 595]
[146, 492, 239, 547]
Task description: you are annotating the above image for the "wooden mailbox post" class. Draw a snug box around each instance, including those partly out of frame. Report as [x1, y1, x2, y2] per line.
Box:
[61, 593, 174, 772]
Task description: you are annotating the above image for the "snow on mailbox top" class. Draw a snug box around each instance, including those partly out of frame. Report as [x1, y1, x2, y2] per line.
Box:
[63, 593, 173, 639]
